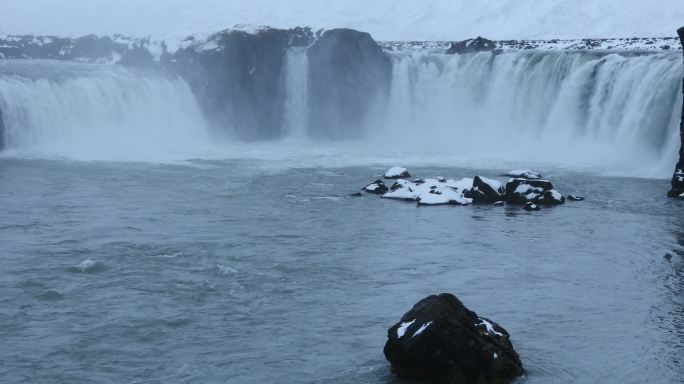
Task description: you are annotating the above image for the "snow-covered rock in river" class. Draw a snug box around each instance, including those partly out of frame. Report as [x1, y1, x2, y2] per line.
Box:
[465, 176, 505, 203]
[567, 194, 585, 201]
[384, 166, 410, 179]
[384, 293, 524, 384]
[382, 178, 473, 206]
[504, 178, 557, 205]
[503, 170, 543, 180]
[417, 187, 472, 206]
[363, 180, 389, 195]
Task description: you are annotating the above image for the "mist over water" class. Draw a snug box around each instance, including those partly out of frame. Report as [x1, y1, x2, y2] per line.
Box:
[0, 50, 681, 177]
[0, 60, 214, 161]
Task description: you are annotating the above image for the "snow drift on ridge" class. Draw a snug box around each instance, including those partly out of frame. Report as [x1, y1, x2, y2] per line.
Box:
[0, 0, 682, 42]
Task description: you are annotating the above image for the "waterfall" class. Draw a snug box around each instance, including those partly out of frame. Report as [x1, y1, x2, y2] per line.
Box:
[0, 49, 681, 175]
[282, 47, 310, 138]
[0, 60, 213, 161]
[379, 50, 683, 175]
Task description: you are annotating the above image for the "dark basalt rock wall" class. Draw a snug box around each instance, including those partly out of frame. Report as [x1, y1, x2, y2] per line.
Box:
[307, 28, 392, 139]
[669, 27, 684, 198]
[170, 28, 314, 140]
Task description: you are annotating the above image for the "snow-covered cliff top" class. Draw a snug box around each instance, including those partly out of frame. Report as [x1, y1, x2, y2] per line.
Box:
[0, 0, 682, 42]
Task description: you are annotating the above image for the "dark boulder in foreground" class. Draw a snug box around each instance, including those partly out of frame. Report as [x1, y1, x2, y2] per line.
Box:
[384, 293, 524, 384]
[446, 37, 497, 54]
[669, 27, 684, 198]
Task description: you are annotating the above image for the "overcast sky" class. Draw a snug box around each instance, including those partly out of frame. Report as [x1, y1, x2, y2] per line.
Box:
[0, 0, 682, 41]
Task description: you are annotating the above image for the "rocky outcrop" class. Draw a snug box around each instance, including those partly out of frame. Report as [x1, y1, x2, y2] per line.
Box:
[384, 293, 524, 384]
[465, 176, 505, 203]
[363, 180, 389, 195]
[384, 166, 411, 179]
[446, 37, 497, 54]
[307, 29, 392, 139]
[170, 28, 314, 140]
[668, 27, 684, 198]
[504, 178, 560, 205]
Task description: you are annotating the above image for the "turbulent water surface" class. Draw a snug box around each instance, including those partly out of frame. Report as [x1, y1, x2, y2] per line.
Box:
[0, 49, 683, 383]
[0, 159, 683, 384]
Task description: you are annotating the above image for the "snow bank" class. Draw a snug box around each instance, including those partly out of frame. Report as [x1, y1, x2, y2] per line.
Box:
[0, 0, 682, 41]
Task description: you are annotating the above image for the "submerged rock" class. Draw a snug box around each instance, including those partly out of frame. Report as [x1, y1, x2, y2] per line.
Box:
[384, 293, 524, 384]
[363, 180, 389, 195]
[524, 202, 541, 211]
[567, 194, 585, 201]
[384, 166, 411, 179]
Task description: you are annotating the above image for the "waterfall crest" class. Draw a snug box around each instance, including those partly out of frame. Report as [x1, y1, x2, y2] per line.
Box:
[0, 60, 212, 160]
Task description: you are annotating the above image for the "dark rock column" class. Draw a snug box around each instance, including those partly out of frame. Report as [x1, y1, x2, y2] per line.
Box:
[306, 29, 392, 139]
[668, 27, 684, 198]
[170, 28, 314, 140]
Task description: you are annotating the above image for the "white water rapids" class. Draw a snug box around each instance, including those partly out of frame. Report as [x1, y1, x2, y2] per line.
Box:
[0, 50, 682, 176]
[0, 60, 213, 161]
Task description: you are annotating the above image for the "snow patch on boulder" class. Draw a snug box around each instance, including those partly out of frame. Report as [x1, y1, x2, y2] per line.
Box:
[384, 166, 410, 179]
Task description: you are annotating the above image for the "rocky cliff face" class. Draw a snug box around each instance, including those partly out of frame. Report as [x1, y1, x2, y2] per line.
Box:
[668, 27, 684, 198]
[169, 28, 314, 139]
[306, 29, 392, 139]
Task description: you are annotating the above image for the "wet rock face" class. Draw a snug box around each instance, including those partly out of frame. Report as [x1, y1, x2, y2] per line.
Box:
[384, 293, 524, 384]
[171, 28, 314, 140]
[446, 36, 497, 54]
[307, 28, 392, 139]
[669, 27, 684, 198]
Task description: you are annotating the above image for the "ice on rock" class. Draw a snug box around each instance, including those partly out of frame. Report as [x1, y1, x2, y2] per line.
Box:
[397, 319, 416, 338]
[477, 318, 504, 337]
[384, 166, 410, 179]
[382, 178, 473, 206]
[417, 187, 472, 206]
[504, 170, 542, 180]
[413, 321, 433, 337]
